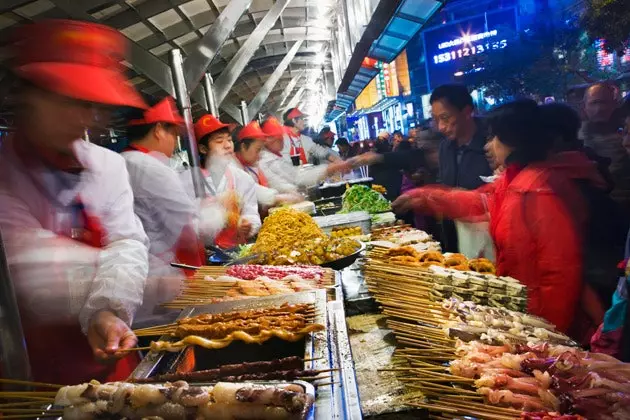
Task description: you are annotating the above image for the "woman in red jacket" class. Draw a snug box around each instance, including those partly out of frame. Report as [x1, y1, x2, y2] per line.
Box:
[393, 100, 608, 334]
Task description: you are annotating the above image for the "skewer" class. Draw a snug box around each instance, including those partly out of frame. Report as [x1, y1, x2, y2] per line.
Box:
[0, 379, 61, 389]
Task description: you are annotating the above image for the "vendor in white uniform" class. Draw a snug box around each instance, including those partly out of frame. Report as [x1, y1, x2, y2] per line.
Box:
[233, 121, 303, 208]
[182, 114, 261, 249]
[121, 97, 204, 324]
[0, 19, 149, 384]
[282, 108, 341, 165]
[259, 117, 352, 193]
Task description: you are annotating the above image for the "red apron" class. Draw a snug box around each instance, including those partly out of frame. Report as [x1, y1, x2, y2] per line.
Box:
[286, 130, 308, 165]
[202, 168, 242, 250]
[125, 145, 205, 275]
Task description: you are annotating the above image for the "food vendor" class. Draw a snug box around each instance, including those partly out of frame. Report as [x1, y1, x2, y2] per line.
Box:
[0, 19, 149, 384]
[259, 117, 352, 193]
[282, 108, 341, 165]
[122, 97, 204, 325]
[181, 114, 261, 249]
[232, 120, 303, 208]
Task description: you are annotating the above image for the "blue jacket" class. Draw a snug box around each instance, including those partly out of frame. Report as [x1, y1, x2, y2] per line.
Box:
[438, 119, 492, 189]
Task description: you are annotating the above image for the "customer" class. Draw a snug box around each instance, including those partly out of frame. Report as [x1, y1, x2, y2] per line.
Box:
[393, 100, 608, 334]
[336, 137, 353, 160]
[591, 105, 630, 361]
[392, 130, 405, 151]
[581, 82, 630, 211]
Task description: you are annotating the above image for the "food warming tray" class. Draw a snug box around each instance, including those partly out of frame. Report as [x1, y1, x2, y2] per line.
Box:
[39, 381, 316, 420]
[131, 290, 343, 419]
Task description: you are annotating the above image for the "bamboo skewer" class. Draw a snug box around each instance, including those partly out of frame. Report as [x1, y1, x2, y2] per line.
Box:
[0, 379, 61, 389]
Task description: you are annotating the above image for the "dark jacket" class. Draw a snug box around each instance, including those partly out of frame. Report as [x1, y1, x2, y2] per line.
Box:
[437, 119, 492, 251]
[438, 119, 492, 190]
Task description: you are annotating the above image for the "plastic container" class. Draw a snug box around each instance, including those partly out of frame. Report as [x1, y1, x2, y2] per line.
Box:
[313, 211, 372, 235]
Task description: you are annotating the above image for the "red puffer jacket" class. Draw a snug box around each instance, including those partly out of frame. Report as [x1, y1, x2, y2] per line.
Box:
[406, 152, 608, 333]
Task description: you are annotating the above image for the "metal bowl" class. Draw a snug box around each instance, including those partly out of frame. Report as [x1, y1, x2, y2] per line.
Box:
[321, 241, 365, 270]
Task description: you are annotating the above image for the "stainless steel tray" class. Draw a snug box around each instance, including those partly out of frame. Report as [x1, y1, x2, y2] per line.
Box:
[131, 290, 336, 419]
[132, 290, 328, 379]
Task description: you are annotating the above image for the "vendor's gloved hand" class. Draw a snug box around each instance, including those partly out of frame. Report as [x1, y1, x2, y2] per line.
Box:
[276, 192, 304, 205]
[238, 218, 253, 239]
[87, 310, 137, 362]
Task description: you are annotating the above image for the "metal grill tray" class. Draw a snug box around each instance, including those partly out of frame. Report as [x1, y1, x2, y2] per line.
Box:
[130, 290, 338, 419]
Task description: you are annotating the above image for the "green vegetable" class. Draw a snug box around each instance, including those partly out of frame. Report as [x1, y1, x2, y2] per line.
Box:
[236, 243, 253, 258]
[339, 185, 392, 214]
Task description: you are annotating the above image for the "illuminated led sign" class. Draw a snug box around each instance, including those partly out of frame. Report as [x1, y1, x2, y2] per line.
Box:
[423, 8, 519, 90]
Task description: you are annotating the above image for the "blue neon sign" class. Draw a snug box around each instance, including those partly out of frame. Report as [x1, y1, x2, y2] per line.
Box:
[423, 8, 519, 90]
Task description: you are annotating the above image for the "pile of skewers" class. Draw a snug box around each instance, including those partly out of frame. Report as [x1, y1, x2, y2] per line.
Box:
[0, 379, 315, 420]
[369, 225, 441, 252]
[133, 303, 324, 353]
[365, 247, 528, 311]
[161, 265, 335, 308]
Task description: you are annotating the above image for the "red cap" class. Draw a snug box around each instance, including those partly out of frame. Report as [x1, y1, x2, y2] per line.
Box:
[322, 130, 335, 140]
[261, 117, 286, 137]
[128, 97, 184, 126]
[12, 19, 147, 109]
[286, 108, 306, 120]
[194, 114, 230, 142]
[238, 121, 267, 141]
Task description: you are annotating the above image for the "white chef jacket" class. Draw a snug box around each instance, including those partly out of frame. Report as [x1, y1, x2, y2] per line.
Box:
[231, 158, 278, 207]
[282, 132, 335, 163]
[122, 149, 198, 325]
[180, 164, 262, 243]
[259, 149, 328, 193]
[0, 139, 149, 333]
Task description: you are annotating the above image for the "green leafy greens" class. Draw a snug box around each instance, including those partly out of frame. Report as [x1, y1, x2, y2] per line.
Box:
[339, 185, 392, 214]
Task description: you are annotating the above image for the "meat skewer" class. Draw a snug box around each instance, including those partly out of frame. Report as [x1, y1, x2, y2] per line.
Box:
[134, 368, 332, 384]
[55, 380, 314, 420]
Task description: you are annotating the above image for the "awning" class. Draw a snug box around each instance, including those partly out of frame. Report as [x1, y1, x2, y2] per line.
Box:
[325, 0, 444, 122]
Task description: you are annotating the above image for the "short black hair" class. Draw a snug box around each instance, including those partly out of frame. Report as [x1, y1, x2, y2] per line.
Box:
[336, 137, 350, 147]
[430, 84, 473, 111]
[487, 99, 550, 164]
[393, 130, 404, 137]
[540, 103, 581, 151]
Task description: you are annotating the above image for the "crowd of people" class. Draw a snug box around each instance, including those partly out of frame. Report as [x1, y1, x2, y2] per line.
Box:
[1, 18, 630, 389]
[352, 83, 630, 361]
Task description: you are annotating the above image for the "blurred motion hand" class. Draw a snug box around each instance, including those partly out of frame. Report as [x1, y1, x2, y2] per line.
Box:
[87, 310, 137, 362]
[392, 194, 426, 214]
[276, 192, 304, 205]
[326, 160, 353, 176]
[238, 218, 253, 239]
[349, 152, 382, 167]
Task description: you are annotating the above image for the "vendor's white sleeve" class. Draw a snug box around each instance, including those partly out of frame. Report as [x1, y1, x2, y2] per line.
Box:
[79, 159, 149, 333]
[260, 153, 328, 191]
[197, 198, 227, 244]
[255, 183, 279, 207]
[235, 170, 262, 237]
[302, 136, 334, 162]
